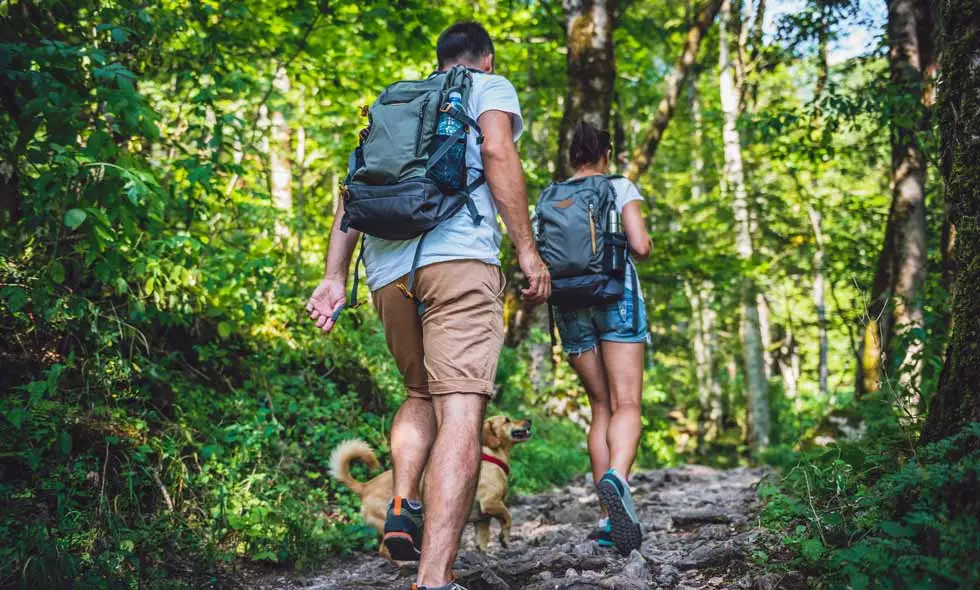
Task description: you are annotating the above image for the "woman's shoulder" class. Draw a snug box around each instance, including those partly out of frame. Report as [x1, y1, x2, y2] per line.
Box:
[607, 176, 643, 202]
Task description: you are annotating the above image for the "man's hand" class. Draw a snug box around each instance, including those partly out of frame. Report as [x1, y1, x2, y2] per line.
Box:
[518, 247, 551, 304]
[307, 276, 346, 333]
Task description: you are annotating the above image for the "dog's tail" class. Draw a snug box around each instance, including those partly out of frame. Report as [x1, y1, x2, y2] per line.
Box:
[328, 438, 380, 497]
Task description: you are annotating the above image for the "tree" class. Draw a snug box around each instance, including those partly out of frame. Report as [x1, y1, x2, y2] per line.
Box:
[857, 0, 934, 408]
[624, 0, 723, 183]
[920, 0, 979, 447]
[720, 0, 769, 451]
[556, 0, 618, 180]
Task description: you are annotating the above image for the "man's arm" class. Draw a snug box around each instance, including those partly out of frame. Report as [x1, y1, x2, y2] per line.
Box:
[307, 199, 360, 332]
[479, 110, 550, 304]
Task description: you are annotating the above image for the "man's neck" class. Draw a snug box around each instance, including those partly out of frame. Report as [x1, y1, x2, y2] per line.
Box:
[440, 62, 483, 73]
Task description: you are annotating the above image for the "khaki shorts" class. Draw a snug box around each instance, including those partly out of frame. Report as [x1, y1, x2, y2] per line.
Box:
[372, 260, 506, 398]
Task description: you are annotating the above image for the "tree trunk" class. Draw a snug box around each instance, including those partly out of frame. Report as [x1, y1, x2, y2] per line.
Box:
[624, 0, 723, 182]
[808, 205, 830, 396]
[920, 0, 979, 450]
[270, 68, 292, 239]
[720, 0, 769, 451]
[858, 0, 934, 403]
[557, 0, 618, 180]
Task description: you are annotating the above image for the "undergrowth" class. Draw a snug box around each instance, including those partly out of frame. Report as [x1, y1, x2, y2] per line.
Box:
[759, 397, 980, 589]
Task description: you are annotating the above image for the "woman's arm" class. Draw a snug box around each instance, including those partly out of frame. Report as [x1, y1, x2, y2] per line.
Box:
[621, 200, 651, 260]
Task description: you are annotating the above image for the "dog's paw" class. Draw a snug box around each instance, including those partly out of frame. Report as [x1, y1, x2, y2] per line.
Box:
[498, 533, 510, 549]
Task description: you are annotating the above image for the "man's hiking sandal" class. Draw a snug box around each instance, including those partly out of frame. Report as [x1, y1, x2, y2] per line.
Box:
[383, 496, 423, 561]
[597, 470, 643, 555]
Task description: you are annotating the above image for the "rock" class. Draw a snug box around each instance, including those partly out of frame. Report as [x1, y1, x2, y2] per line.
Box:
[755, 573, 780, 590]
[675, 542, 736, 570]
[572, 542, 597, 557]
[694, 524, 731, 540]
[656, 564, 681, 587]
[622, 550, 650, 581]
[599, 575, 650, 589]
[554, 501, 595, 524]
[671, 509, 732, 527]
[565, 568, 579, 578]
[537, 570, 553, 581]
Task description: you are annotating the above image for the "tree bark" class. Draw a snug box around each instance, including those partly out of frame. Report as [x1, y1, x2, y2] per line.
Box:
[557, 0, 618, 180]
[270, 68, 292, 239]
[920, 0, 980, 447]
[720, 0, 769, 451]
[857, 0, 934, 403]
[624, 0, 723, 183]
[808, 205, 830, 396]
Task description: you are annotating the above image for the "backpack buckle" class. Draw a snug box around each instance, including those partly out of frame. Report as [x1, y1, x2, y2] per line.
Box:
[440, 102, 451, 113]
[359, 127, 370, 141]
[359, 104, 369, 117]
[396, 282, 416, 301]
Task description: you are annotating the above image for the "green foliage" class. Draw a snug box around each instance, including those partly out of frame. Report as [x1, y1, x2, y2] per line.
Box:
[760, 407, 980, 589]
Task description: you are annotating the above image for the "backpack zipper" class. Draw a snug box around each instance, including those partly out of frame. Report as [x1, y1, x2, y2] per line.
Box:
[415, 96, 429, 157]
[589, 203, 597, 255]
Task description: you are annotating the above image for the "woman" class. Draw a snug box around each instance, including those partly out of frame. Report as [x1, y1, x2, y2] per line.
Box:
[555, 121, 651, 554]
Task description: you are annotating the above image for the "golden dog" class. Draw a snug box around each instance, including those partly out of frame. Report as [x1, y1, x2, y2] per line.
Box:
[329, 415, 532, 554]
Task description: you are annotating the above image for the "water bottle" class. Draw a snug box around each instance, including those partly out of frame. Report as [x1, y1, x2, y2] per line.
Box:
[607, 208, 624, 272]
[430, 91, 466, 190]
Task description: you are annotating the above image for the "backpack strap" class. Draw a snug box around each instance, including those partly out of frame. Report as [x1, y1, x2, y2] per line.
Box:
[347, 234, 366, 308]
[629, 258, 640, 333]
[548, 303, 558, 349]
[403, 232, 429, 316]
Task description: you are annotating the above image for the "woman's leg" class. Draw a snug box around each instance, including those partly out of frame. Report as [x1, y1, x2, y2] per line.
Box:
[599, 341, 645, 478]
[568, 349, 612, 485]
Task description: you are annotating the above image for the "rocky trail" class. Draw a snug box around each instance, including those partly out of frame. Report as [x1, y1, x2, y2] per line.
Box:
[249, 465, 807, 589]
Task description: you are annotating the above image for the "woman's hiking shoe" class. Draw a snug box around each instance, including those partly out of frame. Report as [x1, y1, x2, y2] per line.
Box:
[383, 496, 423, 561]
[586, 517, 615, 548]
[596, 470, 642, 555]
[412, 584, 468, 590]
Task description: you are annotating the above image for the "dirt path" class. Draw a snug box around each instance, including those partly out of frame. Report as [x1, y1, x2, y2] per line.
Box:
[250, 465, 803, 589]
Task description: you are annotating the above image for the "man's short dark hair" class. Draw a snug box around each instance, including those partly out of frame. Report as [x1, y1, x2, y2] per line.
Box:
[436, 22, 494, 69]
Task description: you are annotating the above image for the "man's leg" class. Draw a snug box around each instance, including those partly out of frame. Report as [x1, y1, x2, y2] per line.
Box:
[390, 397, 436, 501]
[373, 277, 433, 559]
[411, 260, 506, 587]
[416, 393, 487, 586]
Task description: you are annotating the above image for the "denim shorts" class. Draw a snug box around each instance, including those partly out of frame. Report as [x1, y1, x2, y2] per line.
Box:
[554, 287, 648, 355]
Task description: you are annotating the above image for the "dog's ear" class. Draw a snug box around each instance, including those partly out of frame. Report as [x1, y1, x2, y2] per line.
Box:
[482, 419, 501, 449]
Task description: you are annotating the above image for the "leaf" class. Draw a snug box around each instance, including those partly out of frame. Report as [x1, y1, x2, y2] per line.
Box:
[880, 520, 915, 538]
[800, 538, 824, 561]
[58, 431, 72, 455]
[1, 286, 29, 312]
[50, 261, 65, 284]
[218, 322, 233, 338]
[111, 26, 129, 44]
[64, 208, 87, 229]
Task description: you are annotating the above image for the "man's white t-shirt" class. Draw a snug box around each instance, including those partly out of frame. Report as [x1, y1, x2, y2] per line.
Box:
[362, 72, 524, 291]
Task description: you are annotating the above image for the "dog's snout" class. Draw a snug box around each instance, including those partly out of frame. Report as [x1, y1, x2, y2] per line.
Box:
[526, 419, 533, 429]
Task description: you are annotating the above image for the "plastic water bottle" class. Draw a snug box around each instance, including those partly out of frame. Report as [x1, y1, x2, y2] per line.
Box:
[430, 91, 466, 190]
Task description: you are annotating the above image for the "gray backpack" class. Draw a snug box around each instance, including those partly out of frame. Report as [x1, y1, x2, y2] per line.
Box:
[340, 66, 485, 312]
[534, 175, 639, 341]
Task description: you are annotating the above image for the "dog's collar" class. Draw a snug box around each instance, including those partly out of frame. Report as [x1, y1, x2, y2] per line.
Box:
[481, 453, 510, 477]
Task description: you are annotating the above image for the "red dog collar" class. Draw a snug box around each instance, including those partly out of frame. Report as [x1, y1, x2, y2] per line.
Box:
[481, 453, 510, 477]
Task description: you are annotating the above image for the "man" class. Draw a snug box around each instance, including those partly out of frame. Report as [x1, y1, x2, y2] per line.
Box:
[306, 22, 549, 590]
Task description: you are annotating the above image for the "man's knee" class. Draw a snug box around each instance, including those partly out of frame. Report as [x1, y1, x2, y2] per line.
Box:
[432, 392, 488, 427]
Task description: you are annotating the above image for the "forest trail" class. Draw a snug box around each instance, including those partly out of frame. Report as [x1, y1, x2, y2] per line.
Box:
[247, 465, 804, 590]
